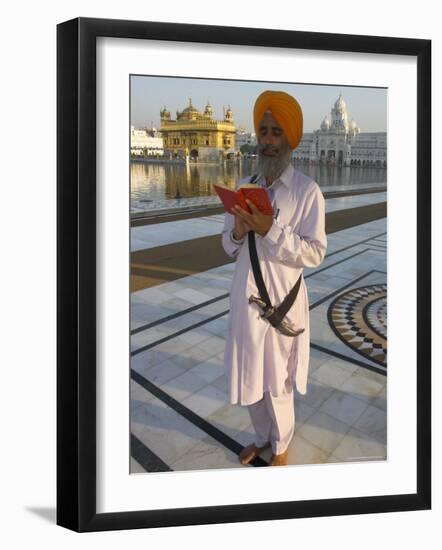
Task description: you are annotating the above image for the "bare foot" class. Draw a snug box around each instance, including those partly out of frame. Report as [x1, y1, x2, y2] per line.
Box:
[269, 449, 289, 466]
[239, 442, 270, 465]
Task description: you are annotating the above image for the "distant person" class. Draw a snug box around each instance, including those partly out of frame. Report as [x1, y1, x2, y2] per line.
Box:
[221, 90, 327, 466]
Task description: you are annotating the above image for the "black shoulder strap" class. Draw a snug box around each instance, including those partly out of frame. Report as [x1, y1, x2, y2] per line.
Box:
[247, 171, 303, 316]
[247, 173, 272, 307]
[248, 228, 272, 307]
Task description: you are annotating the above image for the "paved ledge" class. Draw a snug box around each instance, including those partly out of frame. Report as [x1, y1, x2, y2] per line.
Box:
[131, 185, 386, 227]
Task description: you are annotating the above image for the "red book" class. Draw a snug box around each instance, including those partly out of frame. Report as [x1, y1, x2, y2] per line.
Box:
[213, 182, 273, 215]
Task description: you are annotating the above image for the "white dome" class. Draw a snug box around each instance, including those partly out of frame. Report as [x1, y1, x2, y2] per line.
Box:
[349, 119, 360, 133]
[321, 117, 330, 130]
[334, 93, 347, 112]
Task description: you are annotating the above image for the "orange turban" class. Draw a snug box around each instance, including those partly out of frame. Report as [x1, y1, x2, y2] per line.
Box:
[253, 90, 303, 150]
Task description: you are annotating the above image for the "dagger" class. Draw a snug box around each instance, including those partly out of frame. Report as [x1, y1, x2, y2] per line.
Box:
[248, 294, 305, 337]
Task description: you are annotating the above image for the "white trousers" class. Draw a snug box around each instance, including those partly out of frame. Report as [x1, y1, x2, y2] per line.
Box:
[247, 385, 295, 455]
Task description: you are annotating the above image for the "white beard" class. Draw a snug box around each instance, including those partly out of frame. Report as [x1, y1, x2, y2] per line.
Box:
[257, 142, 292, 184]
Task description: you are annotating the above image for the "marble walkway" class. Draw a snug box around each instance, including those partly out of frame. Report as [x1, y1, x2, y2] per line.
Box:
[130, 217, 387, 473]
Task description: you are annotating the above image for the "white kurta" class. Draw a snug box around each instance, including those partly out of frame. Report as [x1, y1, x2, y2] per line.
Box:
[222, 163, 327, 406]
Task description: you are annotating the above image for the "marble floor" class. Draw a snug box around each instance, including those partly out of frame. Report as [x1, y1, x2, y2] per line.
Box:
[131, 191, 386, 252]
[130, 217, 387, 473]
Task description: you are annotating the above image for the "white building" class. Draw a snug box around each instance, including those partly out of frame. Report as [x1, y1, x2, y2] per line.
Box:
[235, 128, 257, 150]
[130, 126, 164, 156]
[292, 94, 387, 167]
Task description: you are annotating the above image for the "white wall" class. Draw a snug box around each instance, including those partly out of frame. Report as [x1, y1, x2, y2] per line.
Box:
[0, 0, 439, 547]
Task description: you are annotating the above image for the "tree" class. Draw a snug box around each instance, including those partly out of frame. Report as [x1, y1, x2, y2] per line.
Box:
[240, 144, 257, 155]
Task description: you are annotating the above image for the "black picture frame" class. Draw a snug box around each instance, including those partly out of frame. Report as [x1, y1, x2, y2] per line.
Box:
[56, 16, 431, 532]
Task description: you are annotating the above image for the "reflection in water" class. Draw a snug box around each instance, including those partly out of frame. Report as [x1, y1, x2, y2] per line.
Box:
[130, 160, 387, 202]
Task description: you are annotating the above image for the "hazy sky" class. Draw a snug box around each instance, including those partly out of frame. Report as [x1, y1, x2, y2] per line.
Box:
[130, 75, 387, 133]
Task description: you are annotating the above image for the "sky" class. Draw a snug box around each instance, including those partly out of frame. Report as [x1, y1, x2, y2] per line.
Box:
[130, 75, 387, 134]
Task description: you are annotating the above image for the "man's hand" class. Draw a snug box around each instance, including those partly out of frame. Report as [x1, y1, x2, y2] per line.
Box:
[233, 199, 274, 237]
[233, 212, 250, 240]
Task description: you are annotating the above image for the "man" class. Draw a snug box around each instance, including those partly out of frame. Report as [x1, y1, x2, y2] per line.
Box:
[221, 90, 327, 466]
